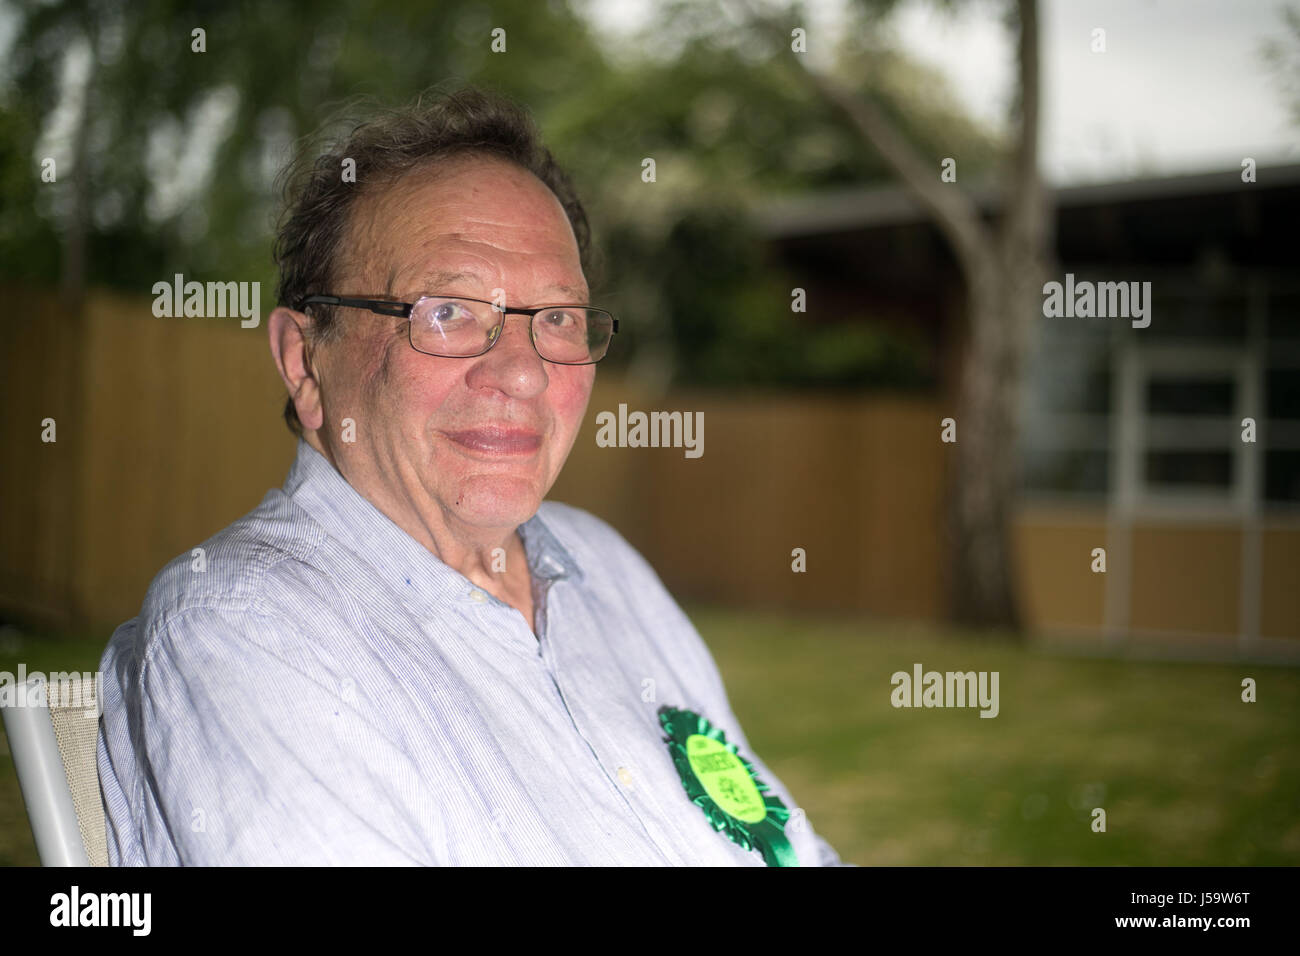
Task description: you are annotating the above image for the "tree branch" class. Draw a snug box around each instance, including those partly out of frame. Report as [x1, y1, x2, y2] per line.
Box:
[729, 0, 996, 276]
[1001, 0, 1046, 258]
[799, 64, 993, 272]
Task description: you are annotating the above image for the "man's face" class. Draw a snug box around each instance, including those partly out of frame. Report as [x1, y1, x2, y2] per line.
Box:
[311, 155, 595, 537]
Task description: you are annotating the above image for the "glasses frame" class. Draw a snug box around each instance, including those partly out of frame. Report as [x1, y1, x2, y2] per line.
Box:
[297, 293, 619, 365]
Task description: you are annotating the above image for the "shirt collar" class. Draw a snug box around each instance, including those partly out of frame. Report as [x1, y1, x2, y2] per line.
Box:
[282, 438, 582, 601]
[519, 508, 583, 584]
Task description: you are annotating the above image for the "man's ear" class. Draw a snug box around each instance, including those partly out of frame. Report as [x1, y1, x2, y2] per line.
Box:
[268, 306, 325, 432]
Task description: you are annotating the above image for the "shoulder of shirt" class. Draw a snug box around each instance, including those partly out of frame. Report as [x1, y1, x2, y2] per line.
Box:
[99, 487, 337, 744]
[117, 486, 329, 648]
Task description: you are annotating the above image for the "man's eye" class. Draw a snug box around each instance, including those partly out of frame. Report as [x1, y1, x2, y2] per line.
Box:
[541, 309, 577, 326]
[430, 301, 474, 324]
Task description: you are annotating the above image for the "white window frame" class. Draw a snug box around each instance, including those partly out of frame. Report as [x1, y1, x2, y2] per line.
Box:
[1114, 344, 1258, 518]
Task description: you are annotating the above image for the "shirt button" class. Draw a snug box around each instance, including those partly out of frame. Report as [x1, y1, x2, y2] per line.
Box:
[616, 766, 634, 788]
[469, 589, 488, 603]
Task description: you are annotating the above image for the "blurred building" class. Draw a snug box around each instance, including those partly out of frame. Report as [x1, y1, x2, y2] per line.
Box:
[755, 163, 1300, 658]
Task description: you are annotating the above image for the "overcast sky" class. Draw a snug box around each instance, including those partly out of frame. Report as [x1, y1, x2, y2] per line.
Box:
[580, 0, 1299, 185]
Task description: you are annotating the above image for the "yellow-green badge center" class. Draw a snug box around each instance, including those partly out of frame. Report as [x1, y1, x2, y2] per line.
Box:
[685, 734, 768, 823]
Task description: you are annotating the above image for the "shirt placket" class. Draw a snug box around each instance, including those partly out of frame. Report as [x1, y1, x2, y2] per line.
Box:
[464, 580, 676, 865]
[536, 584, 706, 866]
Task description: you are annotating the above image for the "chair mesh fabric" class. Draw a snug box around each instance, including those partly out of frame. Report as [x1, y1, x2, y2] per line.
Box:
[48, 676, 109, 867]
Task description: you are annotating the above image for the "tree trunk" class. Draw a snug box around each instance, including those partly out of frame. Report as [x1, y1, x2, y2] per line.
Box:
[949, 270, 1006, 630]
[741, 0, 1047, 633]
[947, 251, 1042, 632]
[945, 0, 1045, 633]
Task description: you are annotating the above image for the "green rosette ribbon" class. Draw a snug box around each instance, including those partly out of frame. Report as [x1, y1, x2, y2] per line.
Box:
[658, 705, 799, 866]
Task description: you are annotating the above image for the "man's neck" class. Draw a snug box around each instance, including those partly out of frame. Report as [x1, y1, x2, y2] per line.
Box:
[303, 430, 538, 635]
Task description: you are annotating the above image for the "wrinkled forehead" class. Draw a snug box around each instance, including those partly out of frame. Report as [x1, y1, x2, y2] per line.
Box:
[340, 153, 581, 293]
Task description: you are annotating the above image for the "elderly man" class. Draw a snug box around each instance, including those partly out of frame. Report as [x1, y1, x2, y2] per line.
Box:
[98, 86, 844, 866]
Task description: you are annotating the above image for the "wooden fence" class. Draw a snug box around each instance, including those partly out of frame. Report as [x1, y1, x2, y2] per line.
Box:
[2, 285, 1296, 651]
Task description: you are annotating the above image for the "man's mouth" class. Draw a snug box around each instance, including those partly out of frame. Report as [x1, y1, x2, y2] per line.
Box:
[444, 426, 543, 455]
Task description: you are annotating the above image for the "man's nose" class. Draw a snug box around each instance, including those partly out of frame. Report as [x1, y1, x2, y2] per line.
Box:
[467, 312, 548, 395]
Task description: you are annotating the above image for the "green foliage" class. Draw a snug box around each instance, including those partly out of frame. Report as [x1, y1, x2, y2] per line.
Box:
[612, 202, 931, 388]
[2, 0, 1002, 389]
[0, 101, 60, 283]
[1262, 3, 1300, 126]
[3, 0, 614, 294]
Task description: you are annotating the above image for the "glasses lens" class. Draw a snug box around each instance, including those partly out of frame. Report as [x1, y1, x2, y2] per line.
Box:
[534, 308, 614, 363]
[410, 297, 498, 356]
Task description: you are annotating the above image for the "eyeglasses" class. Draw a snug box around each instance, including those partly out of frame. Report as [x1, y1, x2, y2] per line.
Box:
[297, 293, 618, 365]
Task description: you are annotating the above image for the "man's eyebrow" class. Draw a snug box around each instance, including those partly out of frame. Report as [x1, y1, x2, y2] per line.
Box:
[421, 269, 479, 291]
[412, 269, 589, 302]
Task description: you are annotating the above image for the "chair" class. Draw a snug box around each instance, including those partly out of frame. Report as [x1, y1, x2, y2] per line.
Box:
[1, 673, 108, 866]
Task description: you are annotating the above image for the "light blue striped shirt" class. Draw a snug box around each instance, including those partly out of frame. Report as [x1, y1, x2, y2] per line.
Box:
[97, 438, 845, 866]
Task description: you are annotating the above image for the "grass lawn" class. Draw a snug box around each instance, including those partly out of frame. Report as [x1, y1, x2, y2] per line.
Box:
[692, 605, 1300, 866]
[2, 608, 1296, 866]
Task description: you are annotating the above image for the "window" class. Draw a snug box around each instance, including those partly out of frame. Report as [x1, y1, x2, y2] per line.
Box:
[1020, 274, 1300, 512]
[1019, 289, 1113, 499]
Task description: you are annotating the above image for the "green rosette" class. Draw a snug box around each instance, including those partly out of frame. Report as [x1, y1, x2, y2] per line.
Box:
[658, 705, 799, 866]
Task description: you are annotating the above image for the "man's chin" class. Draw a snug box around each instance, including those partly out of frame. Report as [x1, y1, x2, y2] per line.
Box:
[445, 475, 544, 530]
